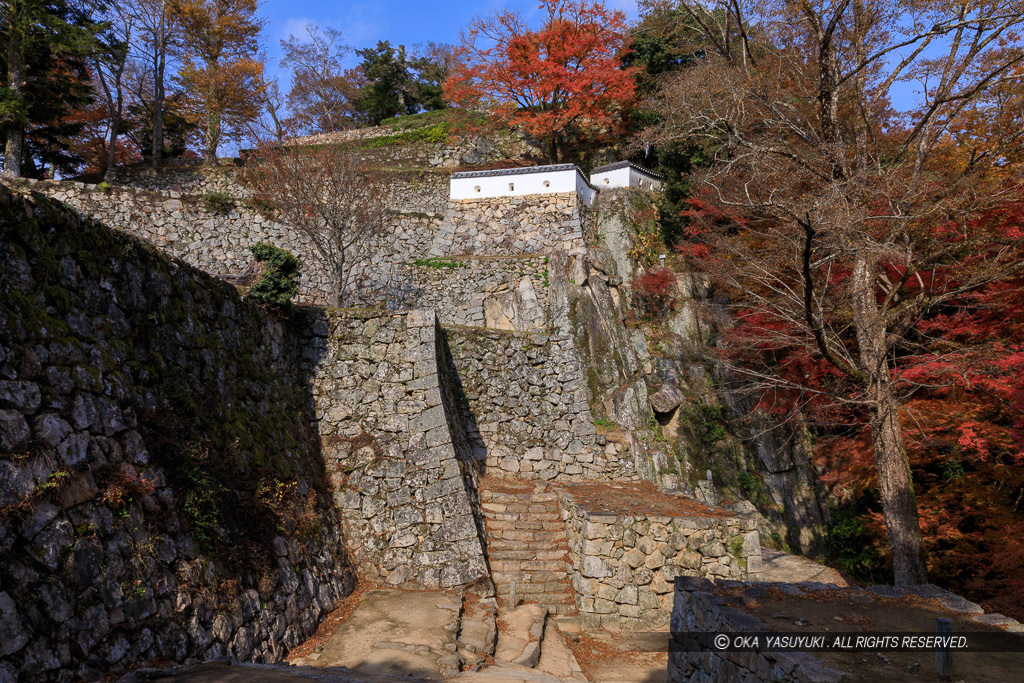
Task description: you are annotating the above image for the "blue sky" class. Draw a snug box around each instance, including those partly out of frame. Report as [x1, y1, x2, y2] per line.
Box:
[259, 0, 640, 84]
[256, 1, 928, 112]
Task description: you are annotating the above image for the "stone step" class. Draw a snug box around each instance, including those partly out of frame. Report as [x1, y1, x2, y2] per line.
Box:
[488, 549, 569, 562]
[483, 519, 565, 532]
[492, 571, 570, 585]
[485, 530, 569, 543]
[491, 567, 568, 579]
[480, 482, 577, 617]
[489, 559, 567, 572]
[483, 510, 562, 522]
[485, 540, 566, 552]
[480, 491, 559, 504]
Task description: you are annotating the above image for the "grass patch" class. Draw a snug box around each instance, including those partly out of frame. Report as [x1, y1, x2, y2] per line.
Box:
[381, 109, 451, 131]
[202, 191, 235, 213]
[366, 122, 449, 149]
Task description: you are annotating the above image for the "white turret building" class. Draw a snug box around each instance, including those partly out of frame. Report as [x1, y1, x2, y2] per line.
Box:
[448, 161, 662, 204]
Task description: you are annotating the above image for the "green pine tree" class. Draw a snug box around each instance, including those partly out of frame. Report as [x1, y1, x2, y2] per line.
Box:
[1, 0, 97, 178]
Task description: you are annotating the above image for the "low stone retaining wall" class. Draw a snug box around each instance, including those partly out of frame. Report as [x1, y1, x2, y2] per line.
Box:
[668, 577, 1024, 682]
[669, 577, 844, 682]
[305, 309, 489, 590]
[559, 485, 761, 631]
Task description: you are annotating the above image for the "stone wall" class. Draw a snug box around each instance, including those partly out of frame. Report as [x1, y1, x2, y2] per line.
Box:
[669, 577, 843, 682]
[291, 128, 543, 169]
[303, 309, 489, 590]
[7, 174, 582, 336]
[0, 187, 355, 681]
[667, 577, 1024, 682]
[109, 164, 451, 216]
[430, 194, 589, 257]
[396, 257, 550, 330]
[6, 171, 449, 308]
[559, 486, 761, 632]
[445, 328, 637, 481]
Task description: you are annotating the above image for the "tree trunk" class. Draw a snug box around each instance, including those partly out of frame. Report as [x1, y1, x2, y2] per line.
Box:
[870, 389, 928, 584]
[332, 260, 345, 308]
[547, 133, 559, 164]
[105, 114, 121, 181]
[204, 107, 220, 166]
[3, 25, 25, 178]
[152, 22, 166, 168]
[851, 253, 928, 585]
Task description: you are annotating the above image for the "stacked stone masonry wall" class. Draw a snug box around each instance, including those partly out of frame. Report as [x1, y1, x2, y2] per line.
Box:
[291, 129, 543, 169]
[667, 577, 1023, 682]
[400, 257, 549, 330]
[7, 173, 578, 336]
[430, 194, 588, 257]
[560, 491, 761, 632]
[444, 328, 637, 481]
[9, 174, 449, 309]
[0, 188, 355, 681]
[669, 577, 843, 682]
[305, 309, 489, 590]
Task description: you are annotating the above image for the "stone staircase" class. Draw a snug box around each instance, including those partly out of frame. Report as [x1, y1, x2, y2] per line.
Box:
[479, 478, 577, 616]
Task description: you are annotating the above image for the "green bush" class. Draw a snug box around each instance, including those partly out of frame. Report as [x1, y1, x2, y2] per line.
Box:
[247, 242, 300, 306]
[737, 470, 759, 496]
[683, 403, 728, 446]
[202, 191, 235, 213]
[825, 505, 890, 584]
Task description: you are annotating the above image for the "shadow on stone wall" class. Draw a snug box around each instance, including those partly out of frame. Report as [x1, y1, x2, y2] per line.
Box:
[0, 186, 357, 681]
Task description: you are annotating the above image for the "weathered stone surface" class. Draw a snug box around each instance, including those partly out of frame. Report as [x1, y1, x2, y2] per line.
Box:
[649, 382, 687, 414]
[0, 410, 30, 452]
[0, 188, 357, 681]
[668, 577, 1001, 683]
[560, 489, 761, 632]
[309, 310, 488, 591]
[0, 593, 28, 657]
[448, 328, 634, 481]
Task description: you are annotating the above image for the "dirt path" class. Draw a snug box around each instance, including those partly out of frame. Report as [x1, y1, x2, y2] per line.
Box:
[292, 590, 461, 680]
[760, 547, 848, 585]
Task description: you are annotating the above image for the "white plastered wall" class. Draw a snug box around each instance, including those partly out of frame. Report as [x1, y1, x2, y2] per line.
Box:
[450, 167, 597, 206]
[590, 166, 662, 191]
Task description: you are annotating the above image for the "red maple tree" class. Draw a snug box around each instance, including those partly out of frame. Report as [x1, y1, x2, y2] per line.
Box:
[445, 0, 637, 162]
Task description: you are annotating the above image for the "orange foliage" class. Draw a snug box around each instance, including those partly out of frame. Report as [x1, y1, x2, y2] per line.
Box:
[445, 0, 637, 160]
[814, 202, 1024, 618]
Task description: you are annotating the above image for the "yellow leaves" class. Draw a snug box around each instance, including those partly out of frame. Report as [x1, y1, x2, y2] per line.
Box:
[170, 0, 264, 154]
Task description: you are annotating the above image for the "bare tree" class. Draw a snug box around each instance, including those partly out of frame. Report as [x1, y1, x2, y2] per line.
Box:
[238, 144, 389, 307]
[280, 24, 357, 134]
[244, 61, 291, 144]
[637, 0, 1024, 584]
[130, 0, 178, 167]
[87, 1, 137, 179]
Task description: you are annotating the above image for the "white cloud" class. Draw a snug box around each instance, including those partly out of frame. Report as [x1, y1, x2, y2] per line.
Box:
[277, 17, 316, 41]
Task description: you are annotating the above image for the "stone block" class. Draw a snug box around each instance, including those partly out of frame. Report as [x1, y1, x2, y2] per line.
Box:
[623, 548, 646, 569]
[409, 405, 447, 433]
[616, 585, 638, 605]
[581, 556, 611, 579]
